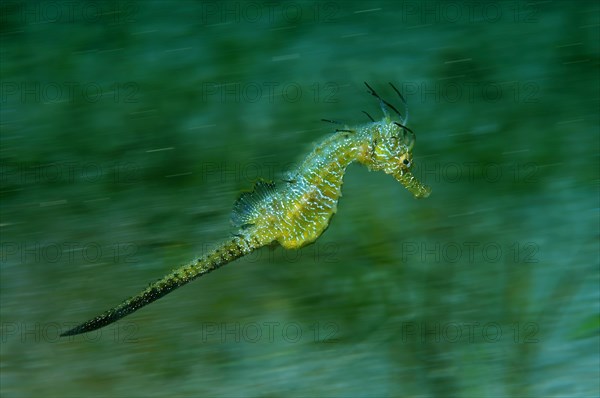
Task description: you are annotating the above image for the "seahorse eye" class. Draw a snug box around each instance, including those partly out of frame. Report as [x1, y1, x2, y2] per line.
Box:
[398, 152, 412, 169]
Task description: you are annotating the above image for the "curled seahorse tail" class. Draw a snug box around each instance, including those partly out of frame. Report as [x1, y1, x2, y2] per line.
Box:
[61, 235, 257, 337]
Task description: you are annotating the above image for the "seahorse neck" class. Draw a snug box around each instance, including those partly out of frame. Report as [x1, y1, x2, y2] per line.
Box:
[296, 129, 368, 182]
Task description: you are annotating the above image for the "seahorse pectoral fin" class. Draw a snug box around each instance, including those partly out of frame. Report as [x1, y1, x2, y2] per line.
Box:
[231, 179, 278, 227]
[394, 169, 431, 199]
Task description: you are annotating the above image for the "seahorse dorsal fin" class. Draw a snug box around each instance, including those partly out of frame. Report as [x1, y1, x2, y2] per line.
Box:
[231, 179, 277, 227]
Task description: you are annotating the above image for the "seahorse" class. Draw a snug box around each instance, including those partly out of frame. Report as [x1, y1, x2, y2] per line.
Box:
[60, 82, 431, 336]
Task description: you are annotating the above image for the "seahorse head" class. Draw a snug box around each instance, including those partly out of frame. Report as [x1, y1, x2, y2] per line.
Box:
[360, 120, 431, 198]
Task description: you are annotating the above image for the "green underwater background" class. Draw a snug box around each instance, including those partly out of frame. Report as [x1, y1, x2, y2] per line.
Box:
[1, 1, 598, 397]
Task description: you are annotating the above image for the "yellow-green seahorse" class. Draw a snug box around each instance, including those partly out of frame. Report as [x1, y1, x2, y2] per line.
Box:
[61, 83, 431, 336]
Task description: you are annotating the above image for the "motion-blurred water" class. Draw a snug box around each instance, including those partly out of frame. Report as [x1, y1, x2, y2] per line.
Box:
[1, 1, 598, 397]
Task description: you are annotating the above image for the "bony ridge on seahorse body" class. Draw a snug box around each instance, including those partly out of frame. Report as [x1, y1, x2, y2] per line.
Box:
[61, 82, 431, 337]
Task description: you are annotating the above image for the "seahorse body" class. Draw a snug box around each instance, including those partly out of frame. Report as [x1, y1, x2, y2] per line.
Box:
[61, 83, 430, 336]
[234, 119, 430, 250]
[233, 132, 357, 250]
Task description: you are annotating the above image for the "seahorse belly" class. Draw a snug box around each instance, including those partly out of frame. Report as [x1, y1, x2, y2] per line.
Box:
[276, 174, 342, 249]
